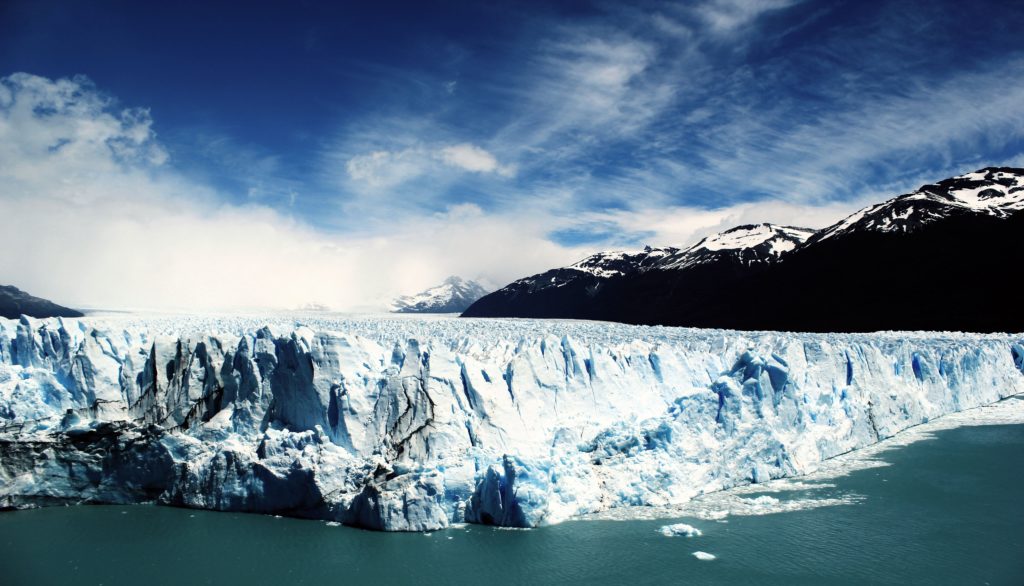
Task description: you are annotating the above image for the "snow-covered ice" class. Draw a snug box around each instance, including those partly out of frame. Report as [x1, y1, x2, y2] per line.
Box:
[1, 312, 1022, 531]
[659, 523, 702, 537]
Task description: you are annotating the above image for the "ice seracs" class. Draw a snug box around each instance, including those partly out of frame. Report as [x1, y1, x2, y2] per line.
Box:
[1, 313, 1023, 530]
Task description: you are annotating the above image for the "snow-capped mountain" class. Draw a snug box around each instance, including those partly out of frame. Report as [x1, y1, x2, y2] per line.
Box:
[463, 223, 813, 321]
[0, 285, 83, 320]
[391, 276, 489, 313]
[660, 223, 816, 270]
[508, 223, 812, 295]
[569, 246, 680, 278]
[465, 167, 1024, 332]
[2, 313, 1022, 530]
[811, 167, 1024, 243]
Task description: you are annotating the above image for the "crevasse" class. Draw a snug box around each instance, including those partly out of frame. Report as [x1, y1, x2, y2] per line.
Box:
[1, 314, 1022, 531]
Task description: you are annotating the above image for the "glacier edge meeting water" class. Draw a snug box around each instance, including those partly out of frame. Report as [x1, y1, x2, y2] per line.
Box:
[1, 313, 1022, 531]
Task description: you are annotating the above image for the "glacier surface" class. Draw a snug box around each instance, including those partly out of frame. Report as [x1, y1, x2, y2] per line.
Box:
[1, 313, 1022, 531]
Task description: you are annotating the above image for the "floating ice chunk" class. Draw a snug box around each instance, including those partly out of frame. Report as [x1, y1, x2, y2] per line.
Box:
[659, 523, 702, 537]
[692, 551, 716, 561]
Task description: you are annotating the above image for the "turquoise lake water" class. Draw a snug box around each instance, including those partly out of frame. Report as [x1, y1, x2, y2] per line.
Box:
[1, 423, 1022, 585]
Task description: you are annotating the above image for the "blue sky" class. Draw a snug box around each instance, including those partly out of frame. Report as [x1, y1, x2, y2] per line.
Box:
[2, 0, 1023, 309]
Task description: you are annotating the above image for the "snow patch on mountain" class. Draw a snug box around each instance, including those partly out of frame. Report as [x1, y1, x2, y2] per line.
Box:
[658, 223, 815, 271]
[568, 247, 680, 279]
[695, 224, 814, 253]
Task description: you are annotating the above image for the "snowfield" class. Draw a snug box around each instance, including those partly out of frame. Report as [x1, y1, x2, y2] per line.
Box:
[1, 312, 1022, 531]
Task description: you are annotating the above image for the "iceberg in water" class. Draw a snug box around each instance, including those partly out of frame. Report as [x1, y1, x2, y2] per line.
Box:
[0, 313, 1022, 531]
[660, 523, 702, 537]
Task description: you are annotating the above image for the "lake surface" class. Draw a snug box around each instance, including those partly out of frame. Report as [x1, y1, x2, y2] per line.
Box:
[1, 423, 1022, 586]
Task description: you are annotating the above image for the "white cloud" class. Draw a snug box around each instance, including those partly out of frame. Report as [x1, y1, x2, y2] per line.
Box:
[345, 148, 432, 189]
[439, 143, 516, 176]
[0, 73, 568, 311]
[344, 142, 514, 189]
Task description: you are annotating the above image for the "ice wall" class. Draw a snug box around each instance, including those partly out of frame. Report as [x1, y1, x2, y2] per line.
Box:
[2, 314, 1022, 530]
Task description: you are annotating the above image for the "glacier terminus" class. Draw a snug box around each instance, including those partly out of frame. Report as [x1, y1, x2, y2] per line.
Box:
[1, 313, 1022, 531]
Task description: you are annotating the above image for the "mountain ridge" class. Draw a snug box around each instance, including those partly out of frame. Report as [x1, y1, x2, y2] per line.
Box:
[0, 285, 84, 320]
[463, 167, 1024, 333]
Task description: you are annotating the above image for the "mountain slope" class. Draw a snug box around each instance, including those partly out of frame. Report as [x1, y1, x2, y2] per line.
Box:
[810, 167, 1024, 243]
[0, 285, 83, 319]
[463, 224, 814, 321]
[391, 276, 489, 313]
[464, 167, 1024, 333]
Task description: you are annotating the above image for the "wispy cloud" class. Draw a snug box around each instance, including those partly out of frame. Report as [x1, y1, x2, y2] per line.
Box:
[345, 142, 514, 190]
[694, 0, 805, 33]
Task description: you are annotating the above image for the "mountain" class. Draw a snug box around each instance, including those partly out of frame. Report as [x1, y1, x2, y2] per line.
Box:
[464, 223, 814, 321]
[2, 315, 1022, 530]
[391, 276, 490, 313]
[464, 167, 1024, 333]
[0, 285, 83, 319]
[809, 167, 1024, 243]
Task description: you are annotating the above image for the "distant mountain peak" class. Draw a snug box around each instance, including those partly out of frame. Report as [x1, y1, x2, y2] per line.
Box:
[391, 277, 490, 314]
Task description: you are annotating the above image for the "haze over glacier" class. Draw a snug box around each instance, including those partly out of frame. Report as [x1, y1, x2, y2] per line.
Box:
[2, 313, 1022, 530]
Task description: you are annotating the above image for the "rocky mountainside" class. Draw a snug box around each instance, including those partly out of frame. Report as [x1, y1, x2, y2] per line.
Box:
[463, 225, 814, 321]
[0, 285, 83, 320]
[464, 167, 1024, 333]
[391, 276, 489, 313]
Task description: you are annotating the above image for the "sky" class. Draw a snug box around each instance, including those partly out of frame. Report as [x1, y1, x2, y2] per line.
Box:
[1, 0, 1023, 310]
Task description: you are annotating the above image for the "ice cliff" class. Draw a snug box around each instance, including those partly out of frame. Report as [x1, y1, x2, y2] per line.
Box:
[1, 314, 1022, 531]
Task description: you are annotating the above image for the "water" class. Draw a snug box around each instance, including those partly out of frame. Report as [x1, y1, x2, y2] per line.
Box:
[1, 424, 1022, 586]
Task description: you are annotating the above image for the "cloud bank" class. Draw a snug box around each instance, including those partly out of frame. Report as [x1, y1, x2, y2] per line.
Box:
[0, 74, 566, 310]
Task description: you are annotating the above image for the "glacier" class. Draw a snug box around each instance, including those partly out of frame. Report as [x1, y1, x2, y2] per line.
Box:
[1, 313, 1022, 531]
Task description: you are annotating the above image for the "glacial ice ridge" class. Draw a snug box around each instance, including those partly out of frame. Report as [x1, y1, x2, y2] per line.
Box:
[1, 313, 1022, 531]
